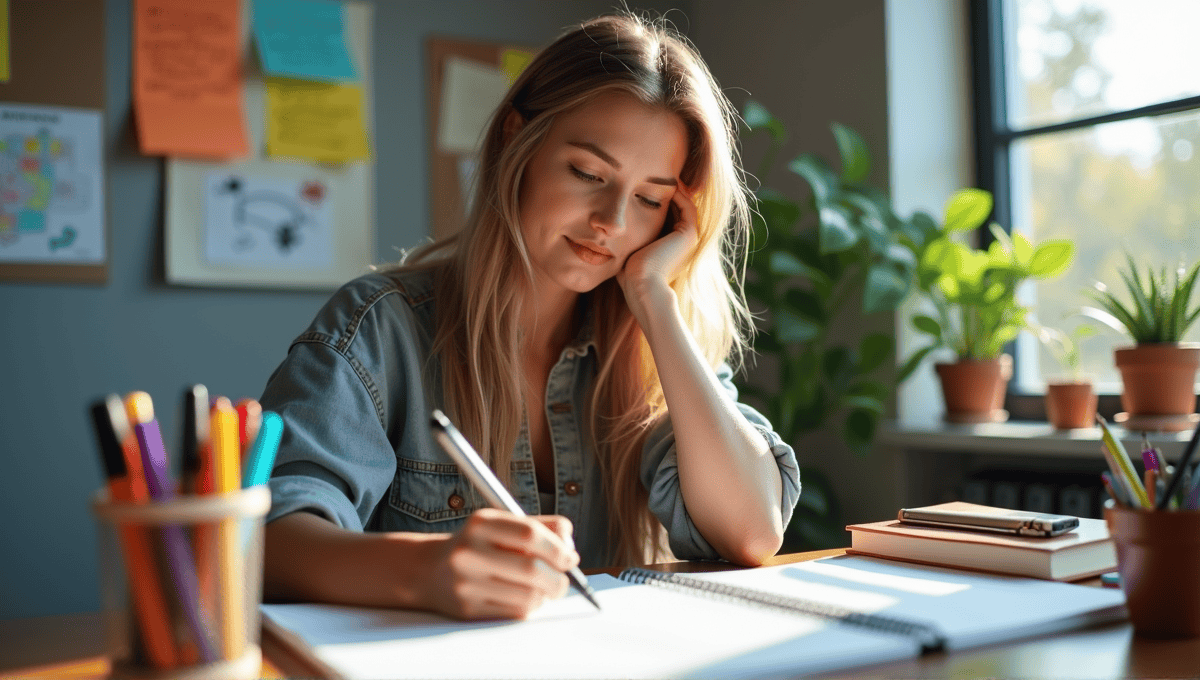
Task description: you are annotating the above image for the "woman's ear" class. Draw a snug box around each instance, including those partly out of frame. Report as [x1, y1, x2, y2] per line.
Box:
[501, 106, 525, 146]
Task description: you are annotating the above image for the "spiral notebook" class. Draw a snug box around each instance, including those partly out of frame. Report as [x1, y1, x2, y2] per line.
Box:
[260, 555, 1126, 680]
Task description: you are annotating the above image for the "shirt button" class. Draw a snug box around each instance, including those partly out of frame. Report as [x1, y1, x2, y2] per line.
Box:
[550, 402, 572, 414]
[447, 493, 465, 510]
[563, 481, 581, 496]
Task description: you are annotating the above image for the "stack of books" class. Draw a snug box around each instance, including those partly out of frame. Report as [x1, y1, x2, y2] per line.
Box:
[846, 502, 1116, 581]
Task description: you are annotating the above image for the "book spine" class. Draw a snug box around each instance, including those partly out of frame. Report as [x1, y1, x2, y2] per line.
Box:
[618, 568, 947, 653]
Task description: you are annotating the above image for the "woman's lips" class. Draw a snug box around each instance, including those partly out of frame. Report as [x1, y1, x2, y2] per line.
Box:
[565, 237, 613, 265]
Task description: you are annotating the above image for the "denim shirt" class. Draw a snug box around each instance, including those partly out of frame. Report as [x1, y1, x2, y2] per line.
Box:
[260, 268, 801, 569]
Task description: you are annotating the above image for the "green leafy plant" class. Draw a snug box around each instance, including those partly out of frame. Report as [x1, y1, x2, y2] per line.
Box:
[1034, 322, 1097, 380]
[899, 189, 1076, 378]
[738, 101, 929, 549]
[1082, 255, 1200, 344]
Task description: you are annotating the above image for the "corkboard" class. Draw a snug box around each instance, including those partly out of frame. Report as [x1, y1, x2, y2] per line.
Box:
[0, 0, 107, 284]
[426, 36, 534, 241]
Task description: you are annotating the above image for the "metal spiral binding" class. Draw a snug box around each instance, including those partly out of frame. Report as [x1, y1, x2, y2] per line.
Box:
[618, 568, 946, 654]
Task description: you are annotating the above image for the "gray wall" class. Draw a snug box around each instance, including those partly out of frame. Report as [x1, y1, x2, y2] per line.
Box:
[0, 0, 895, 620]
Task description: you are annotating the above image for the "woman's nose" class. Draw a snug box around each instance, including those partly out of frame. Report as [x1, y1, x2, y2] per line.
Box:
[590, 193, 626, 234]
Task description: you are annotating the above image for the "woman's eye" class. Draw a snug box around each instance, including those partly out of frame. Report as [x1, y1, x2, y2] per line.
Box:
[639, 196, 662, 209]
[570, 166, 601, 183]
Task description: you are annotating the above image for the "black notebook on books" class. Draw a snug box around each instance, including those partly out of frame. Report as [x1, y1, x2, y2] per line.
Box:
[260, 554, 1127, 679]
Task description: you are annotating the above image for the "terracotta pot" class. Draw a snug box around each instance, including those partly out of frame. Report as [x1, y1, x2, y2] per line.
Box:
[935, 355, 1012, 423]
[1115, 343, 1200, 416]
[1105, 504, 1200, 639]
[1045, 381, 1097, 429]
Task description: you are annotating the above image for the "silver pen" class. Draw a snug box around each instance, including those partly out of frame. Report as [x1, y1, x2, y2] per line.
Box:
[429, 409, 601, 610]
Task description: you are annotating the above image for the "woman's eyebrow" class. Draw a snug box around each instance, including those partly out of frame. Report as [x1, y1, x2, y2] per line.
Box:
[567, 141, 678, 186]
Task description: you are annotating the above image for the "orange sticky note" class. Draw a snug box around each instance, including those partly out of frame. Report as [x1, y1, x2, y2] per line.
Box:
[133, 0, 249, 159]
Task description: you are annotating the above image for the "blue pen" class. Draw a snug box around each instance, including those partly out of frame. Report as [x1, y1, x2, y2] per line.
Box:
[242, 411, 283, 488]
[125, 392, 220, 663]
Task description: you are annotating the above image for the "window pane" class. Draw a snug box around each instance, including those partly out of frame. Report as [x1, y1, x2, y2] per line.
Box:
[1009, 109, 1200, 393]
[1006, 0, 1200, 128]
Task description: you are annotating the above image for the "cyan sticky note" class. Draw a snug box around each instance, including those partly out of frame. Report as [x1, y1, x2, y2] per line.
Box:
[253, 0, 357, 82]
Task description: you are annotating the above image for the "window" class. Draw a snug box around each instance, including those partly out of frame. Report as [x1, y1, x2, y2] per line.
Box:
[972, 0, 1200, 411]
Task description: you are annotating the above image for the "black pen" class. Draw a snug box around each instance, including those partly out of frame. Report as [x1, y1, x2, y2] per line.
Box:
[1158, 419, 1200, 510]
[429, 409, 601, 610]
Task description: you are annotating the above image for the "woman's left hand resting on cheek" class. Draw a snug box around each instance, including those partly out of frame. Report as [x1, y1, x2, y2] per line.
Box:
[616, 187, 699, 307]
[617, 188, 787, 567]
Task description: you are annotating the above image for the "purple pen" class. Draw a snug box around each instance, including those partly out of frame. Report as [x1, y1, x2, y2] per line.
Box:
[1141, 440, 1159, 472]
[125, 392, 220, 663]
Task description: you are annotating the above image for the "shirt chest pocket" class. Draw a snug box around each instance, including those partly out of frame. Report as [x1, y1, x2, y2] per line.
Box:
[385, 456, 480, 530]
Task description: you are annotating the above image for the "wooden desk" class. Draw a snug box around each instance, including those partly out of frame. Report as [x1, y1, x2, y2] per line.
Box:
[4, 549, 1200, 679]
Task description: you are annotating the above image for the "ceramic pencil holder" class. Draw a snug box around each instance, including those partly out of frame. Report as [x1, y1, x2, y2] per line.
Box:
[1104, 504, 1200, 639]
[91, 485, 270, 680]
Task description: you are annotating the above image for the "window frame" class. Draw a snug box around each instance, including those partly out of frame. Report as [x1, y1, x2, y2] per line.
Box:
[968, 0, 1200, 421]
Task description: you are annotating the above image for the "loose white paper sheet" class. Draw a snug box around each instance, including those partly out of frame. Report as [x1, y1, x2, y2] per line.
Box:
[437, 56, 510, 154]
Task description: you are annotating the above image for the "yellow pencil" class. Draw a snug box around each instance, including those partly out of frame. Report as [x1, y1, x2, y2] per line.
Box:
[1096, 414, 1151, 509]
[210, 397, 244, 661]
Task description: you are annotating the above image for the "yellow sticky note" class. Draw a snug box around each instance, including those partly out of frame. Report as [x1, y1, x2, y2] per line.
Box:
[0, 0, 10, 82]
[500, 48, 533, 85]
[265, 77, 370, 163]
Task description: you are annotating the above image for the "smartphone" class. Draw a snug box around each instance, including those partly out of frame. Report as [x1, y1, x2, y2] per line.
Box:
[897, 503, 1079, 537]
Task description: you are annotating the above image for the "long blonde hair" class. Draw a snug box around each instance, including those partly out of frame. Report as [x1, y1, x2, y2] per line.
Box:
[400, 13, 753, 566]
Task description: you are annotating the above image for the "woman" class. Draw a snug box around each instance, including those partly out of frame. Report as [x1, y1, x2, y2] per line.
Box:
[260, 12, 801, 621]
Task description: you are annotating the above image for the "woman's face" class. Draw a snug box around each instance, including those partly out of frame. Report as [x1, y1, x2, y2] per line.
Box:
[517, 90, 688, 295]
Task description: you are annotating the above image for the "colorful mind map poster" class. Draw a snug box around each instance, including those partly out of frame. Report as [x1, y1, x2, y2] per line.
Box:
[204, 172, 333, 268]
[0, 102, 104, 264]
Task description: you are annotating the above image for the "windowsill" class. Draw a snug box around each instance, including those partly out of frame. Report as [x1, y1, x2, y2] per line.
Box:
[880, 417, 1195, 461]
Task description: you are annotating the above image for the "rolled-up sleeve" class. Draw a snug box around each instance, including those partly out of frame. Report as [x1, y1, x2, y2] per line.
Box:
[641, 362, 801, 560]
[260, 334, 401, 532]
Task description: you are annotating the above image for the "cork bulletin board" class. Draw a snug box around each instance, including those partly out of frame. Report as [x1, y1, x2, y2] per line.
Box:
[426, 36, 535, 241]
[0, 0, 107, 284]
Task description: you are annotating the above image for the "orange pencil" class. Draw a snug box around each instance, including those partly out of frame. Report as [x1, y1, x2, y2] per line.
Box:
[89, 396, 179, 670]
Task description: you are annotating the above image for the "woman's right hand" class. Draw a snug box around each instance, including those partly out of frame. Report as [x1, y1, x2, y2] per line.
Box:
[419, 509, 581, 620]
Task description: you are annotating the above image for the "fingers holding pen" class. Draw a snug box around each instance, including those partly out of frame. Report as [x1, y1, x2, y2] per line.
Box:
[431, 509, 579, 620]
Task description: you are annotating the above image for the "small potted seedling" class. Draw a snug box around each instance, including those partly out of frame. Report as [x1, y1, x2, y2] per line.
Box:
[1036, 323, 1098, 429]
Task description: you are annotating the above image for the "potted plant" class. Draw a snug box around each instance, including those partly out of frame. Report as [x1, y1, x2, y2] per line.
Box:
[738, 101, 925, 549]
[1035, 322, 1098, 429]
[1082, 256, 1200, 431]
[900, 189, 1076, 423]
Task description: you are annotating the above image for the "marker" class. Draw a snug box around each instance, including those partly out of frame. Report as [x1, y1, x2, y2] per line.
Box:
[125, 392, 220, 663]
[89, 397, 180, 670]
[235, 399, 262, 463]
[183, 385, 218, 638]
[1158, 418, 1200, 510]
[242, 411, 283, 488]
[182, 385, 210, 495]
[1141, 437, 1160, 473]
[429, 409, 601, 611]
[211, 397, 245, 660]
[1096, 414, 1150, 509]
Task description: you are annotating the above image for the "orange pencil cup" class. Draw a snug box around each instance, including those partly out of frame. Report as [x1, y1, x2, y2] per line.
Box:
[92, 485, 270, 679]
[1104, 504, 1200, 639]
